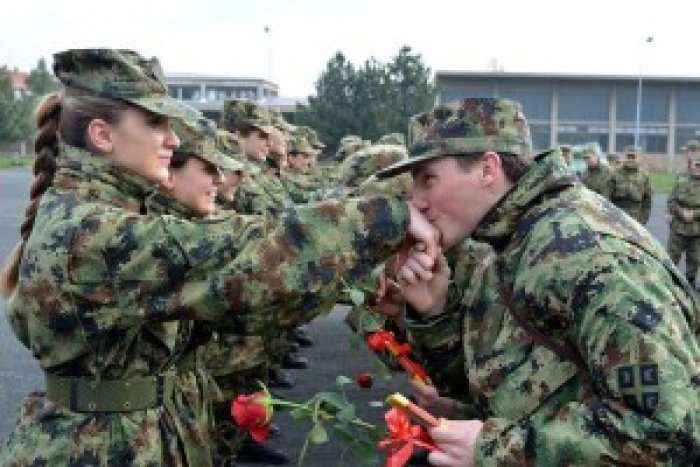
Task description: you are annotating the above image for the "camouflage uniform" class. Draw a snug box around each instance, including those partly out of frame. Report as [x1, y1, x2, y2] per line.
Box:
[379, 98, 700, 466]
[0, 49, 411, 467]
[581, 161, 614, 199]
[668, 170, 700, 286]
[610, 148, 652, 224]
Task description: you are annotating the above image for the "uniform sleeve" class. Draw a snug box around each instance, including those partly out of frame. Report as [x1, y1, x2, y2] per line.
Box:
[668, 181, 681, 218]
[160, 195, 409, 332]
[62, 195, 407, 336]
[474, 239, 700, 466]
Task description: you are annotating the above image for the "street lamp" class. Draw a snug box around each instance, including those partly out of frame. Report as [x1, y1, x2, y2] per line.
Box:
[634, 36, 655, 151]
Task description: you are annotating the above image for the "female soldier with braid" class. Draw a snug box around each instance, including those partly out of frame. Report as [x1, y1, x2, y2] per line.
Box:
[0, 49, 437, 466]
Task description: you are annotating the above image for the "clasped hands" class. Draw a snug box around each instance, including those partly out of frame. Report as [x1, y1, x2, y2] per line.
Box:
[374, 204, 483, 466]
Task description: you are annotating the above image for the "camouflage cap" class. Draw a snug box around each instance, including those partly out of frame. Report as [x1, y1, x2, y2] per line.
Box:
[289, 134, 314, 154]
[53, 48, 192, 120]
[607, 153, 620, 162]
[215, 130, 247, 172]
[298, 126, 325, 149]
[222, 99, 274, 135]
[341, 144, 408, 187]
[173, 118, 241, 171]
[377, 98, 532, 179]
[378, 133, 406, 146]
[559, 145, 572, 153]
[684, 140, 700, 151]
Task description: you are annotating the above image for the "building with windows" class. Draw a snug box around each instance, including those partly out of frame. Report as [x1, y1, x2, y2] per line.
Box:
[166, 73, 305, 122]
[436, 71, 700, 168]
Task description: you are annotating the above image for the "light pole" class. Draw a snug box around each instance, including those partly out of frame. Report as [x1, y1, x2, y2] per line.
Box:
[634, 36, 655, 151]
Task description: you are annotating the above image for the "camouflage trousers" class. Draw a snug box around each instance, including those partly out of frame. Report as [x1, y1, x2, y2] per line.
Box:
[668, 231, 700, 286]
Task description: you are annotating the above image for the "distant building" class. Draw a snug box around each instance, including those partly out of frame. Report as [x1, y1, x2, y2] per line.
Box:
[435, 71, 700, 167]
[7, 70, 29, 100]
[165, 73, 306, 122]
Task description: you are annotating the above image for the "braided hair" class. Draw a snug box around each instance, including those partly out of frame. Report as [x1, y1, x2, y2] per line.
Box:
[0, 91, 130, 296]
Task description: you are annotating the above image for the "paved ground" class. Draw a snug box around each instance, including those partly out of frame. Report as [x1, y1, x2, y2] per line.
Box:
[0, 168, 675, 465]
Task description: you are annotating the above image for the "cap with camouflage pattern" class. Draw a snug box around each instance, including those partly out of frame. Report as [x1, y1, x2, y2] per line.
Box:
[298, 126, 325, 149]
[378, 133, 406, 146]
[53, 49, 193, 120]
[377, 98, 533, 179]
[173, 118, 243, 172]
[560, 145, 572, 153]
[341, 144, 408, 187]
[222, 99, 274, 135]
[289, 134, 314, 155]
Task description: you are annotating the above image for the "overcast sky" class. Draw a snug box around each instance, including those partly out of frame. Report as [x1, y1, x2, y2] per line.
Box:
[2, 0, 697, 97]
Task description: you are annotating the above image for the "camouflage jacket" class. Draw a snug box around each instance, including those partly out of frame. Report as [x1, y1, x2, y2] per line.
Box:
[411, 151, 700, 465]
[581, 163, 614, 199]
[233, 160, 290, 215]
[281, 170, 321, 204]
[610, 165, 653, 224]
[404, 239, 496, 402]
[669, 175, 700, 237]
[0, 145, 408, 466]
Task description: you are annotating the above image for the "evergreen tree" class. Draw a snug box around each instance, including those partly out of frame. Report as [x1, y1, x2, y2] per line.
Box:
[27, 57, 58, 97]
[296, 46, 434, 156]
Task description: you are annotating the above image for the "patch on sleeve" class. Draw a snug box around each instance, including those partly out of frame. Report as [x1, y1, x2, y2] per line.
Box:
[617, 363, 660, 415]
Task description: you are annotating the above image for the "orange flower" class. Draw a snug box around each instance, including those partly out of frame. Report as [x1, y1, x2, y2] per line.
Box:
[231, 391, 273, 443]
[379, 408, 437, 467]
[365, 331, 430, 384]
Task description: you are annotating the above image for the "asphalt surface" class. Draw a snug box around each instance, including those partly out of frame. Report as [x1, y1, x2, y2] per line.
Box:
[0, 168, 675, 465]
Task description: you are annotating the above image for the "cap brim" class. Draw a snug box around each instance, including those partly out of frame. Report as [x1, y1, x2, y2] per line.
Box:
[127, 95, 199, 120]
[375, 153, 442, 179]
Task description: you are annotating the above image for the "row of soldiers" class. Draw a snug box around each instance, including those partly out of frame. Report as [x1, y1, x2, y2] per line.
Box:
[182, 101, 413, 464]
[568, 142, 700, 288]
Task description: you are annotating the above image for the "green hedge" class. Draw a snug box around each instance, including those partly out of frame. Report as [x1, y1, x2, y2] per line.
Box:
[0, 155, 32, 170]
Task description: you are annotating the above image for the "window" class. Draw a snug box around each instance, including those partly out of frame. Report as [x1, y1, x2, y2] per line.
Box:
[439, 84, 494, 104]
[168, 86, 179, 99]
[181, 86, 199, 101]
[675, 127, 700, 152]
[616, 84, 669, 122]
[676, 87, 700, 124]
[558, 83, 610, 121]
[558, 130, 609, 152]
[615, 127, 668, 153]
[530, 124, 551, 151]
[500, 84, 552, 120]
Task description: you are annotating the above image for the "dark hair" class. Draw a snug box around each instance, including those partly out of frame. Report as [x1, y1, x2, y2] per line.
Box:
[454, 152, 529, 184]
[170, 152, 191, 169]
[0, 91, 133, 296]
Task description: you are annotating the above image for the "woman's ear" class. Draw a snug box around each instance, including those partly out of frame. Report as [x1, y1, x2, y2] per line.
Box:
[480, 151, 500, 185]
[86, 119, 114, 153]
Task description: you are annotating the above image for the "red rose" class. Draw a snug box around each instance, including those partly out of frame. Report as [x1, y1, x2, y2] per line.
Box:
[379, 408, 437, 467]
[231, 391, 273, 443]
[355, 372, 374, 389]
[366, 331, 396, 353]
